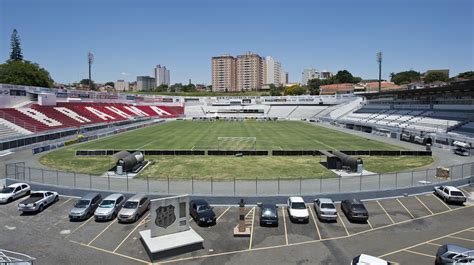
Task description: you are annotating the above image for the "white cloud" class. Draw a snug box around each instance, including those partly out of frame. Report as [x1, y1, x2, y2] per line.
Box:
[121, 72, 131, 76]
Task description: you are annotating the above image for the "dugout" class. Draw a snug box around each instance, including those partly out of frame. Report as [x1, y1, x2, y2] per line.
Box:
[322, 150, 363, 173]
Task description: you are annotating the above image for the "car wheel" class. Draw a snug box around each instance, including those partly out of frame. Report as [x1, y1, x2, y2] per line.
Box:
[39, 205, 44, 212]
[26, 190, 30, 195]
[134, 215, 139, 222]
[443, 197, 447, 203]
[7, 197, 12, 203]
[55, 195, 59, 202]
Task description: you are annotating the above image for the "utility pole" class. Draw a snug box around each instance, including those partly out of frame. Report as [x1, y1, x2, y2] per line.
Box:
[88, 51, 94, 90]
[376, 51, 382, 93]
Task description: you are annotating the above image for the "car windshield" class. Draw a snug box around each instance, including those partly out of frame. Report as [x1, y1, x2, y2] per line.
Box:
[74, 200, 90, 208]
[197, 204, 211, 212]
[352, 204, 366, 211]
[451, 191, 464, 196]
[1, 187, 14, 193]
[321, 203, 335, 209]
[30, 193, 43, 198]
[262, 209, 276, 217]
[99, 200, 115, 208]
[292, 202, 306, 209]
[123, 201, 139, 209]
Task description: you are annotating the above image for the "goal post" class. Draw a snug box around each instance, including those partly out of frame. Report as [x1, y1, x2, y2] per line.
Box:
[217, 137, 257, 150]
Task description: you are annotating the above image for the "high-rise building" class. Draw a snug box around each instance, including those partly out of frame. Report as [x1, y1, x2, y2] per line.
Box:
[212, 55, 237, 92]
[136, 76, 156, 91]
[280, 69, 288, 85]
[236, 52, 264, 91]
[302, 68, 321, 85]
[264, 56, 282, 85]
[115, 80, 129, 91]
[154, 65, 170, 87]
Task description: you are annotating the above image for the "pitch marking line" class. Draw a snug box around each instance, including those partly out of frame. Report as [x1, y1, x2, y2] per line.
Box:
[88, 220, 118, 246]
[113, 214, 150, 253]
[216, 207, 231, 222]
[64, 216, 94, 239]
[161, 207, 472, 264]
[396, 199, 415, 219]
[403, 249, 436, 259]
[249, 207, 256, 250]
[431, 194, 452, 210]
[308, 206, 321, 240]
[415, 196, 434, 215]
[69, 239, 150, 264]
[337, 212, 350, 236]
[281, 207, 288, 245]
[376, 200, 395, 224]
[448, 236, 474, 242]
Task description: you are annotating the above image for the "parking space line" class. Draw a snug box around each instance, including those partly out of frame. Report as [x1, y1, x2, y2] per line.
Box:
[69, 239, 150, 264]
[448, 236, 474, 242]
[216, 207, 230, 222]
[113, 214, 150, 253]
[376, 200, 395, 224]
[59, 198, 72, 207]
[248, 207, 255, 250]
[396, 199, 415, 219]
[366, 219, 374, 230]
[281, 207, 288, 245]
[426, 242, 442, 247]
[64, 216, 94, 239]
[415, 196, 434, 215]
[337, 213, 350, 236]
[88, 220, 117, 246]
[431, 194, 452, 210]
[459, 187, 471, 195]
[379, 226, 474, 258]
[308, 206, 321, 240]
[403, 249, 436, 258]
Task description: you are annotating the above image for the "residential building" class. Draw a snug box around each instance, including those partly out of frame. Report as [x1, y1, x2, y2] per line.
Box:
[115, 80, 129, 91]
[136, 76, 156, 91]
[236, 52, 264, 91]
[154, 65, 170, 87]
[302, 68, 321, 85]
[264, 56, 282, 85]
[320, 71, 333, 80]
[212, 54, 237, 92]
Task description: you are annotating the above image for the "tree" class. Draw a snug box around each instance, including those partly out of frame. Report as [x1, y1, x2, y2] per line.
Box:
[306, 79, 322, 95]
[80, 78, 95, 89]
[390, 70, 421, 85]
[0, 60, 54, 87]
[334, 70, 354, 83]
[269, 84, 282, 96]
[105, 82, 114, 88]
[424, 71, 448, 83]
[457, 71, 474, 79]
[9, 29, 23, 61]
[284, 85, 307, 95]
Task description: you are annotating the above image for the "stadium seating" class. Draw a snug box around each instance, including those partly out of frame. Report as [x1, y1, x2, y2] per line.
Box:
[0, 103, 184, 134]
[0, 118, 32, 140]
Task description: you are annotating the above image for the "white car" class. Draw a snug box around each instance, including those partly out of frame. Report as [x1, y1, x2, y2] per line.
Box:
[434, 186, 467, 204]
[0, 183, 30, 203]
[314, 198, 337, 221]
[351, 254, 396, 264]
[287, 196, 309, 223]
[18, 191, 59, 213]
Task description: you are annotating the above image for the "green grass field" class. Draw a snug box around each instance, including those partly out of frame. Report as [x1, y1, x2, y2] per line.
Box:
[39, 120, 433, 179]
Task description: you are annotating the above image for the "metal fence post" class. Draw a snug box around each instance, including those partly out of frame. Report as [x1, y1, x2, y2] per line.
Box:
[462, 164, 465, 178]
[256, 177, 258, 195]
[359, 174, 362, 191]
[378, 174, 381, 190]
[89, 174, 92, 189]
[425, 169, 428, 182]
[211, 177, 213, 195]
[29, 167, 31, 181]
[338, 176, 341, 192]
[42, 169, 44, 183]
[56, 171, 59, 185]
[108, 174, 110, 191]
[192, 176, 194, 195]
[73, 172, 76, 187]
[167, 177, 170, 194]
[395, 172, 398, 188]
[411, 170, 414, 186]
[4, 165, 7, 179]
[450, 166, 453, 179]
[299, 177, 302, 195]
[233, 177, 236, 196]
[278, 177, 280, 195]
[147, 176, 149, 193]
[126, 173, 129, 192]
[14, 165, 17, 180]
[320, 177, 322, 194]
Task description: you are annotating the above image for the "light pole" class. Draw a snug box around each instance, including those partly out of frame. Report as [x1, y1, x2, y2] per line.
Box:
[88, 52, 94, 90]
[376, 51, 382, 93]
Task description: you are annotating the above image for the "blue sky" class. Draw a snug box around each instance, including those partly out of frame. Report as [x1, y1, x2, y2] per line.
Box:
[1, 0, 472, 85]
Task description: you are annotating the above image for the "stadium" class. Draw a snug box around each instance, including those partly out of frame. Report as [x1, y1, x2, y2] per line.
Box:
[0, 80, 472, 195]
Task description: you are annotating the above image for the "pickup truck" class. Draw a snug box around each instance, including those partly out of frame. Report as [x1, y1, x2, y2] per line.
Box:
[18, 191, 59, 213]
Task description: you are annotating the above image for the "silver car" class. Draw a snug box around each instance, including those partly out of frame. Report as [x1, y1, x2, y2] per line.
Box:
[94, 193, 125, 221]
[314, 198, 337, 221]
[117, 194, 150, 223]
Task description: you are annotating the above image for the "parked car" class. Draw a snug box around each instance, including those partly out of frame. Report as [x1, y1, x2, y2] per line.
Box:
[94, 193, 125, 221]
[17, 191, 58, 213]
[287, 196, 309, 223]
[0, 183, 30, 204]
[314, 198, 337, 222]
[258, 204, 278, 226]
[341, 198, 369, 222]
[434, 186, 467, 204]
[189, 199, 216, 226]
[69, 193, 102, 221]
[435, 244, 474, 265]
[118, 194, 150, 223]
[351, 254, 395, 264]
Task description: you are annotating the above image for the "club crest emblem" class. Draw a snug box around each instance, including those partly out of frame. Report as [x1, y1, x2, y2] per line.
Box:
[155, 204, 176, 228]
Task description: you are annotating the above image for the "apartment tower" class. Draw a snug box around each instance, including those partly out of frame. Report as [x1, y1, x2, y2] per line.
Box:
[212, 55, 237, 92]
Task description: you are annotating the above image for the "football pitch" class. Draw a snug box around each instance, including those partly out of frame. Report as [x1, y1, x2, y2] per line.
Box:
[39, 120, 434, 179]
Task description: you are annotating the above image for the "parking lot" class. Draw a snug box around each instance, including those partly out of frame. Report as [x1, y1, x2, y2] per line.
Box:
[0, 185, 473, 264]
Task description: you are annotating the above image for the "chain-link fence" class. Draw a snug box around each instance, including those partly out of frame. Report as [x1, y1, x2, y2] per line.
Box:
[4, 162, 473, 196]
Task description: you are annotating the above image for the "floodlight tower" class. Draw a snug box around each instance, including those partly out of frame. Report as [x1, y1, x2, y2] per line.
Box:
[88, 51, 94, 90]
[376, 51, 382, 93]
